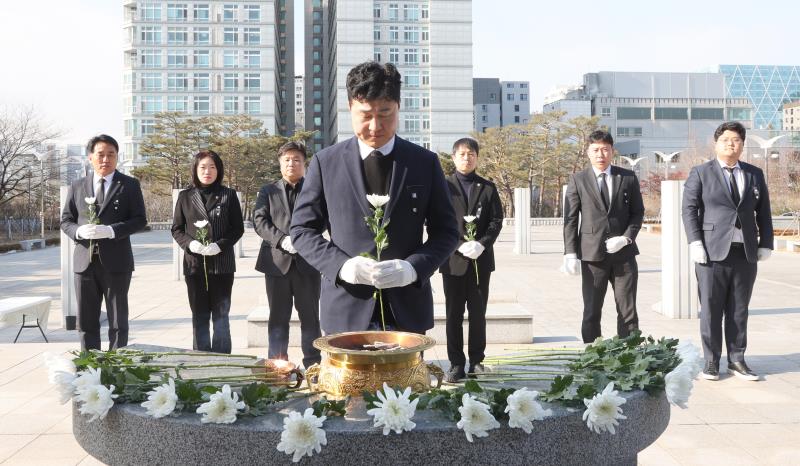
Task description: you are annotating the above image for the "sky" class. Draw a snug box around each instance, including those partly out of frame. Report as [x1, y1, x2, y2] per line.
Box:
[1, 0, 798, 144]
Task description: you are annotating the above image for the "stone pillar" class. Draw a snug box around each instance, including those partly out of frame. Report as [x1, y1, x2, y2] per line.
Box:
[513, 187, 531, 254]
[659, 180, 699, 319]
[172, 189, 184, 281]
[60, 186, 77, 330]
[235, 191, 244, 258]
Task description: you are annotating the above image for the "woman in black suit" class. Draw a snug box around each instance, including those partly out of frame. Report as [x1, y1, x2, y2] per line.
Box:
[171, 150, 244, 353]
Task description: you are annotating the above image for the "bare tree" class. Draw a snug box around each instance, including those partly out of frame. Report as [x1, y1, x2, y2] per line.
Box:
[0, 106, 61, 207]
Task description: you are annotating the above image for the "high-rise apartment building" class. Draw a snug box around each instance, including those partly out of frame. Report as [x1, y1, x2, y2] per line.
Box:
[122, 1, 293, 166]
[305, 0, 472, 153]
[294, 75, 305, 130]
[473, 78, 530, 132]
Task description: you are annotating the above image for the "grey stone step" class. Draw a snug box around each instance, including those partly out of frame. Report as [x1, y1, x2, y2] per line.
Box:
[246, 302, 533, 348]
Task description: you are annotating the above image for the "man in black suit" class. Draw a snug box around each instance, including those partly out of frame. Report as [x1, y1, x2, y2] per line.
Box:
[440, 138, 503, 382]
[682, 121, 773, 381]
[291, 61, 458, 335]
[563, 130, 644, 343]
[61, 134, 147, 350]
[254, 141, 321, 368]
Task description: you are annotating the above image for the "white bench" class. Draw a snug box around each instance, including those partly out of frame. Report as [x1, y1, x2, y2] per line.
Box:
[0, 297, 52, 343]
[19, 239, 46, 251]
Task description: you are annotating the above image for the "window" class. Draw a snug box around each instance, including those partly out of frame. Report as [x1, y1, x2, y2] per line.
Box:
[193, 50, 209, 67]
[167, 96, 187, 112]
[312, 37, 321, 46]
[141, 96, 162, 114]
[616, 127, 643, 137]
[141, 26, 161, 44]
[373, 4, 381, 18]
[600, 107, 612, 117]
[244, 50, 260, 68]
[520, 83, 528, 88]
[374, 47, 381, 62]
[141, 2, 161, 21]
[166, 3, 187, 21]
[389, 48, 399, 63]
[167, 27, 187, 45]
[506, 83, 514, 88]
[727, 108, 751, 121]
[422, 3, 429, 19]
[421, 28, 429, 42]
[389, 26, 399, 43]
[244, 4, 260, 21]
[404, 48, 418, 65]
[422, 71, 430, 86]
[506, 94, 514, 101]
[514, 104, 520, 112]
[481, 115, 487, 122]
[244, 27, 260, 45]
[167, 50, 187, 68]
[244, 73, 260, 91]
[224, 27, 238, 45]
[421, 48, 429, 63]
[167, 73, 187, 90]
[617, 107, 651, 119]
[404, 27, 419, 44]
[224, 50, 237, 67]
[141, 119, 156, 136]
[481, 104, 487, 111]
[374, 26, 381, 41]
[654, 107, 688, 120]
[514, 116, 520, 123]
[403, 3, 419, 20]
[141, 49, 161, 68]
[388, 4, 398, 20]
[244, 96, 260, 115]
[404, 115, 421, 133]
[423, 115, 430, 130]
[194, 4, 209, 21]
[223, 4, 238, 21]
[140, 73, 161, 90]
[422, 94, 430, 108]
[691, 108, 724, 120]
[224, 73, 238, 91]
[193, 27, 209, 45]
[404, 93, 420, 110]
[193, 96, 210, 114]
[520, 93, 528, 101]
[313, 103, 322, 112]
[224, 96, 238, 114]
[193, 73, 210, 91]
[489, 93, 496, 100]
[405, 71, 420, 88]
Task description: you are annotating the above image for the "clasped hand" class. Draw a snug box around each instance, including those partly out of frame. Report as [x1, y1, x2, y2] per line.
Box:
[77, 224, 113, 240]
[339, 256, 417, 289]
[189, 240, 221, 256]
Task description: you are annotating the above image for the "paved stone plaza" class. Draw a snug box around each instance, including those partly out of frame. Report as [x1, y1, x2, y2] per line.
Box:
[1, 226, 798, 465]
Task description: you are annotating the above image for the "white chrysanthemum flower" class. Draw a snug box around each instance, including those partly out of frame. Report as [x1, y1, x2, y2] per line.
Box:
[456, 393, 500, 442]
[276, 408, 328, 463]
[366, 194, 390, 208]
[73, 367, 102, 392]
[141, 379, 178, 418]
[665, 365, 694, 409]
[194, 219, 209, 228]
[504, 387, 552, 434]
[582, 382, 627, 435]
[196, 384, 245, 424]
[52, 370, 77, 404]
[76, 384, 118, 422]
[366, 382, 419, 435]
[84, 196, 96, 205]
[676, 340, 703, 379]
[463, 215, 477, 223]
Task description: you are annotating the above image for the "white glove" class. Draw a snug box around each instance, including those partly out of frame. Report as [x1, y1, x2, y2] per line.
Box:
[372, 259, 418, 289]
[339, 256, 379, 286]
[201, 243, 221, 256]
[280, 236, 297, 254]
[93, 225, 114, 239]
[757, 248, 771, 262]
[605, 236, 629, 254]
[689, 241, 707, 264]
[562, 254, 580, 275]
[458, 241, 485, 260]
[189, 241, 204, 254]
[76, 224, 97, 240]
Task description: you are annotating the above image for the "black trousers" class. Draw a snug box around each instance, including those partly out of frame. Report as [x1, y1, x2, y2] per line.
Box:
[265, 264, 321, 368]
[185, 273, 234, 354]
[695, 244, 757, 364]
[75, 260, 131, 351]
[580, 256, 639, 343]
[443, 265, 491, 367]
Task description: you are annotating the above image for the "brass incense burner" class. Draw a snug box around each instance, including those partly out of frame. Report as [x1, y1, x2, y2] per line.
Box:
[305, 331, 444, 397]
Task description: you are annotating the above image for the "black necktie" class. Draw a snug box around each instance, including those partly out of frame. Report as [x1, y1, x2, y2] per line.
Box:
[724, 166, 742, 228]
[96, 177, 106, 207]
[363, 150, 392, 195]
[599, 173, 610, 211]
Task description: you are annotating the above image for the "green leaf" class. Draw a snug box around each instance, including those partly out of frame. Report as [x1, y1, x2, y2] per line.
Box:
[463, 379, 483, 393]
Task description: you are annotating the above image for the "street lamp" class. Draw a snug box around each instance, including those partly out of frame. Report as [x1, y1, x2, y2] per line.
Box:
[653, 151, 681, 180]
[749, 134, 786, 187]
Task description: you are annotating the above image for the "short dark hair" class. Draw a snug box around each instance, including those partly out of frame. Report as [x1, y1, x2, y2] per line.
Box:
[713, 121, 746, 141]
[587, 130, 614, 146]
[87, 134, 119, 154]
[277, 141, 307, 160]
[346, 61, 402, 104]
[452, 137, 479, 155]
[191, 150, 224, 188]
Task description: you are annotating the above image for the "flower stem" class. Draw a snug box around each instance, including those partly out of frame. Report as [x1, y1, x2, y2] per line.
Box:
[473, 260, 479, 285]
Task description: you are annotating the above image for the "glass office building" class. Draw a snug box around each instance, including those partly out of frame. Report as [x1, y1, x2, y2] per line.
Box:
[720, 65, 800, 130]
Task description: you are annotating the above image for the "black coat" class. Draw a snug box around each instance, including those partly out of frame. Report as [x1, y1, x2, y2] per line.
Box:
[171, 186, 244, 275]
[439, 173, 504, 276]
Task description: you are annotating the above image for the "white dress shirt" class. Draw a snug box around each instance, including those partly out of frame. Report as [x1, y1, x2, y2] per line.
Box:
[93, 172, 114, 201]
[717, 159, 744, 243]
[357, 136, 396, 160]
[591, 165, 613, 205]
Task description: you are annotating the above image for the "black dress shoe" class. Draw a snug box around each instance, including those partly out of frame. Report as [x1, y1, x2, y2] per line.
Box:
[467, 363, 486, 378]
[445, 365, 466, 383]
[728, 361, 759, 381]
[701, 360, 719, 381]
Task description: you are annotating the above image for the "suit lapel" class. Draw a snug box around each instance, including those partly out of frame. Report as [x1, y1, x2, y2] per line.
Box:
[98, 172, 122, 216]
[582, 168, 606, 212]
[710, 161, 737, 208]
[383, 139, 408, 221]
[467, 177, 485, 215]
[190, 188, 209, 221]
[609, 166, 623, 213]
[277, 179, 291, 214]
[448, 174, 468, 212]
[205, 189, 222, 212]
[343, 137, 372, 217]
[83, 176, 94, 204]
[740, 164, 753, 205]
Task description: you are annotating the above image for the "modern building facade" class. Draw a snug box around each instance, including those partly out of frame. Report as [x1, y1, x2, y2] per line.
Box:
[783, 101, 800, 132]
[121, 0, 293, 165]
[500, 81, 530, 126]
[305, 0, 473, 153]
[294, 75, 305, 130]
[542, 85, 591, 120]
[473, 78, 530, 132]
[720, 65, 800, 130]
